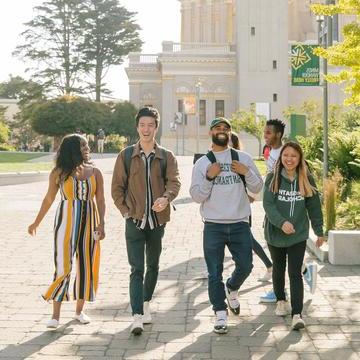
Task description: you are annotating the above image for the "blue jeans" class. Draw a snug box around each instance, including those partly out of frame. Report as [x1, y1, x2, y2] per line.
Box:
[203, 221, 253, 312]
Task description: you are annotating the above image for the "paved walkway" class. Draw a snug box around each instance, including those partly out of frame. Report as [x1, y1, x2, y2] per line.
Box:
[0, 156, 359, 360]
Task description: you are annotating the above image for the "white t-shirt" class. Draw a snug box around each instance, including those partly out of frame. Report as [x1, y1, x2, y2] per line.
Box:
[266, 146, 282, 174]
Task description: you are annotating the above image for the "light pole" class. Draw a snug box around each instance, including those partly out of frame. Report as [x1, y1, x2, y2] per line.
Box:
[317, 1, 333, 179]
[195, 81, 201, 154]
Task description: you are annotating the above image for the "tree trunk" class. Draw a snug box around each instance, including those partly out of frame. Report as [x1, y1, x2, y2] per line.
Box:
[62, 2, 71, 94]
[258, 138, 262, 159]
[95, 64, 101, 102]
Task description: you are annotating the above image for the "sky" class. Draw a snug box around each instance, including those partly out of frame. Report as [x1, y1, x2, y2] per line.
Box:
[0, 0, 181, 100]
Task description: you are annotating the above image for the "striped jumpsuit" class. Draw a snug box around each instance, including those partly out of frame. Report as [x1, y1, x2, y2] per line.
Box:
[43, 173, 100, 302]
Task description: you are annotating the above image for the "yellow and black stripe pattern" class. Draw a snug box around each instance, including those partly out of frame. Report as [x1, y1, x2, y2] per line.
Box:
[43, 174, 100, 302]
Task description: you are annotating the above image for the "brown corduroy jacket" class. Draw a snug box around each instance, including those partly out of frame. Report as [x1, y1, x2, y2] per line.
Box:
[111, 141, 181, 224]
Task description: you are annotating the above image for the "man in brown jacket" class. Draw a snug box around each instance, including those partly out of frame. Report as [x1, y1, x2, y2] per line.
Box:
[111, 106, 181, 335]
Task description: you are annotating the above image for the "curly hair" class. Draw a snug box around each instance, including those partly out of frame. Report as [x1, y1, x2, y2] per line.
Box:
[266, 119, 286, 139]
[55, 134, 89, 181]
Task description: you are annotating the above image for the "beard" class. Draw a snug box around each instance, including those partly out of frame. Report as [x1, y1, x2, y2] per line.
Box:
[212, 133, 229, 146]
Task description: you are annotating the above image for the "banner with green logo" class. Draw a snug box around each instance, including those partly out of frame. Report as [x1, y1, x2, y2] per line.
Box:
[291, 44, 320, 86]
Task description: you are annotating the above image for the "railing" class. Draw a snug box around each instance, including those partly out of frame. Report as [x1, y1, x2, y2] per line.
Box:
[128, 53, 159, 67]
[162, 41, 235, 53]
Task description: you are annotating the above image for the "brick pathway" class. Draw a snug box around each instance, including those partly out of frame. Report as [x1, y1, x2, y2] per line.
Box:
[0, 156, 359, 359]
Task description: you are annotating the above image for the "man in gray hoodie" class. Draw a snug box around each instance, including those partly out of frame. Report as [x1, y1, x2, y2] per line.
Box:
[190, 117, 263, 334]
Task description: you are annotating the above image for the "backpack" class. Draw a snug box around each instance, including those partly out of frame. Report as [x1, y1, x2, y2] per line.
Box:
[97, 129, 105, 139]
[205, 148, 246, 190]
[124, 144, 167, 181]
[201, 149, 252, 226]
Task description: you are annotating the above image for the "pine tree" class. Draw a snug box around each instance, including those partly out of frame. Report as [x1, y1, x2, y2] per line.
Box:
[78, 0, 142, 101]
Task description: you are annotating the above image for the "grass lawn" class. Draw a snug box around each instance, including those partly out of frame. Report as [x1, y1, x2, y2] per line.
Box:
[0, 162, 53, 173]
[254, 159, 266, 176]
[0, 152, 47, 163]
[0, 152, 53, 173]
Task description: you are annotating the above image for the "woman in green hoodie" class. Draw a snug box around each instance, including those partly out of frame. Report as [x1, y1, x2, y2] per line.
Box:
[263, 141, 324, 330]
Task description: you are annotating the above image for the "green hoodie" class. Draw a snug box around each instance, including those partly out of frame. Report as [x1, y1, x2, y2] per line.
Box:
[263, 170, 324, 248]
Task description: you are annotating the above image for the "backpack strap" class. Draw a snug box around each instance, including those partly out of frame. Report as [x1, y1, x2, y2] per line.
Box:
[206, 151, 217, 164]
[207, 149, 252, 227]
[124, 145, 135, 177]
[230, 148, 247, 190]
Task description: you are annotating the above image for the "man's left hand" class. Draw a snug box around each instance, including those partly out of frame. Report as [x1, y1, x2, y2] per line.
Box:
[231, 160, 249, 176]
[152, 197, 169, 213]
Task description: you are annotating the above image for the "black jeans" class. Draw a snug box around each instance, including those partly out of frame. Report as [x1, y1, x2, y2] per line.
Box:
[268, 241, 306, 316]
[125, 219, 165, 315]
[251, 233, 272, 269]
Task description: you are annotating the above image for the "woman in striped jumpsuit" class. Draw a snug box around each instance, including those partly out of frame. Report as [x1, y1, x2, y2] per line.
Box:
[28, 134, 105, 328]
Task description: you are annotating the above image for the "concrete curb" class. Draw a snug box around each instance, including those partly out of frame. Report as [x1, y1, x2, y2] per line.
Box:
[306, 230, 329, 263]
[0, 171, 50, 186]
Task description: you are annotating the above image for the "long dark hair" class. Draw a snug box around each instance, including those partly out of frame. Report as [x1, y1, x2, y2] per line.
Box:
[230, 131, 242, 150]
[55, 134, 88, 181]
[270, 141, 316, 197]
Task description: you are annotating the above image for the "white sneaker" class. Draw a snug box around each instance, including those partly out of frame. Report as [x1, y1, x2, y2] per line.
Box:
[225, 281, 240, 315]
[142, 301, 152, 324]
[46, 318, 59, 328]
[275, 300, 290, 316]
[214, 310, 228, 334]
[292, 314, 305, 330]
[131, 314, 144, 335]
[259, 267, 272, 282]
[74, 311, 91, 324]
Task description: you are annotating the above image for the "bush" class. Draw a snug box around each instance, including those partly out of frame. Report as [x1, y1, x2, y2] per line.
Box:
[0, 143, 16, 151]
[330, 131, 360, 180]
[336, 181, 360, 230]
[0, 121, 9, 144]
[104, 134, 126, 153]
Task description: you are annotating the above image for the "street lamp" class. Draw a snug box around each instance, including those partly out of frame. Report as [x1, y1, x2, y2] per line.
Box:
[316, 6, 333, 179]
[195, 81, 202, 154]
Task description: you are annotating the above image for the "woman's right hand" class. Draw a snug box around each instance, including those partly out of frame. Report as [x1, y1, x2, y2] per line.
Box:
[281, 221, 295, 235]
[28, 223, 38, 236]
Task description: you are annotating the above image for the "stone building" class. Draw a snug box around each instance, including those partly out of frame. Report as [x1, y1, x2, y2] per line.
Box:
[126, 0, 352, 156]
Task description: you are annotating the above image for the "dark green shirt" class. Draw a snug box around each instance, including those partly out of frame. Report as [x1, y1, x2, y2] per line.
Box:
[263, 171, 324, 248]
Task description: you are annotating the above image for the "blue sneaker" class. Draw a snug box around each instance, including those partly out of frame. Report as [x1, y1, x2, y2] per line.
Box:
[303, 263, 318, 294]
[259, 290, 277, 303]
[259, 289, 288, 303]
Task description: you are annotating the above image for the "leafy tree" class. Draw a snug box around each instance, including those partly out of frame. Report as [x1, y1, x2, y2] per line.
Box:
[0, 107, 10, 144]
[30, 96, 111, 137]
[13, 0, 86, 95]
[108, 101, 138, 144]
[285, 100, 360, 180]
[311, 1, 360, 105]
[0, 75, 46, 106]
[78, 0, 142, 101]
[231, 107, 267, 157]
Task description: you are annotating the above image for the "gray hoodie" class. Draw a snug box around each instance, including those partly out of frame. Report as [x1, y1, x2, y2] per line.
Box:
[189, 148, 263, 223]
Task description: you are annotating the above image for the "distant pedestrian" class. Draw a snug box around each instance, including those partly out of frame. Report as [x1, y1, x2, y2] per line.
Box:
[263, 141, 324, 330]
[190, 118, 263, 334]
[97, 128, 106, 154]
[28, 134, 105, 329]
